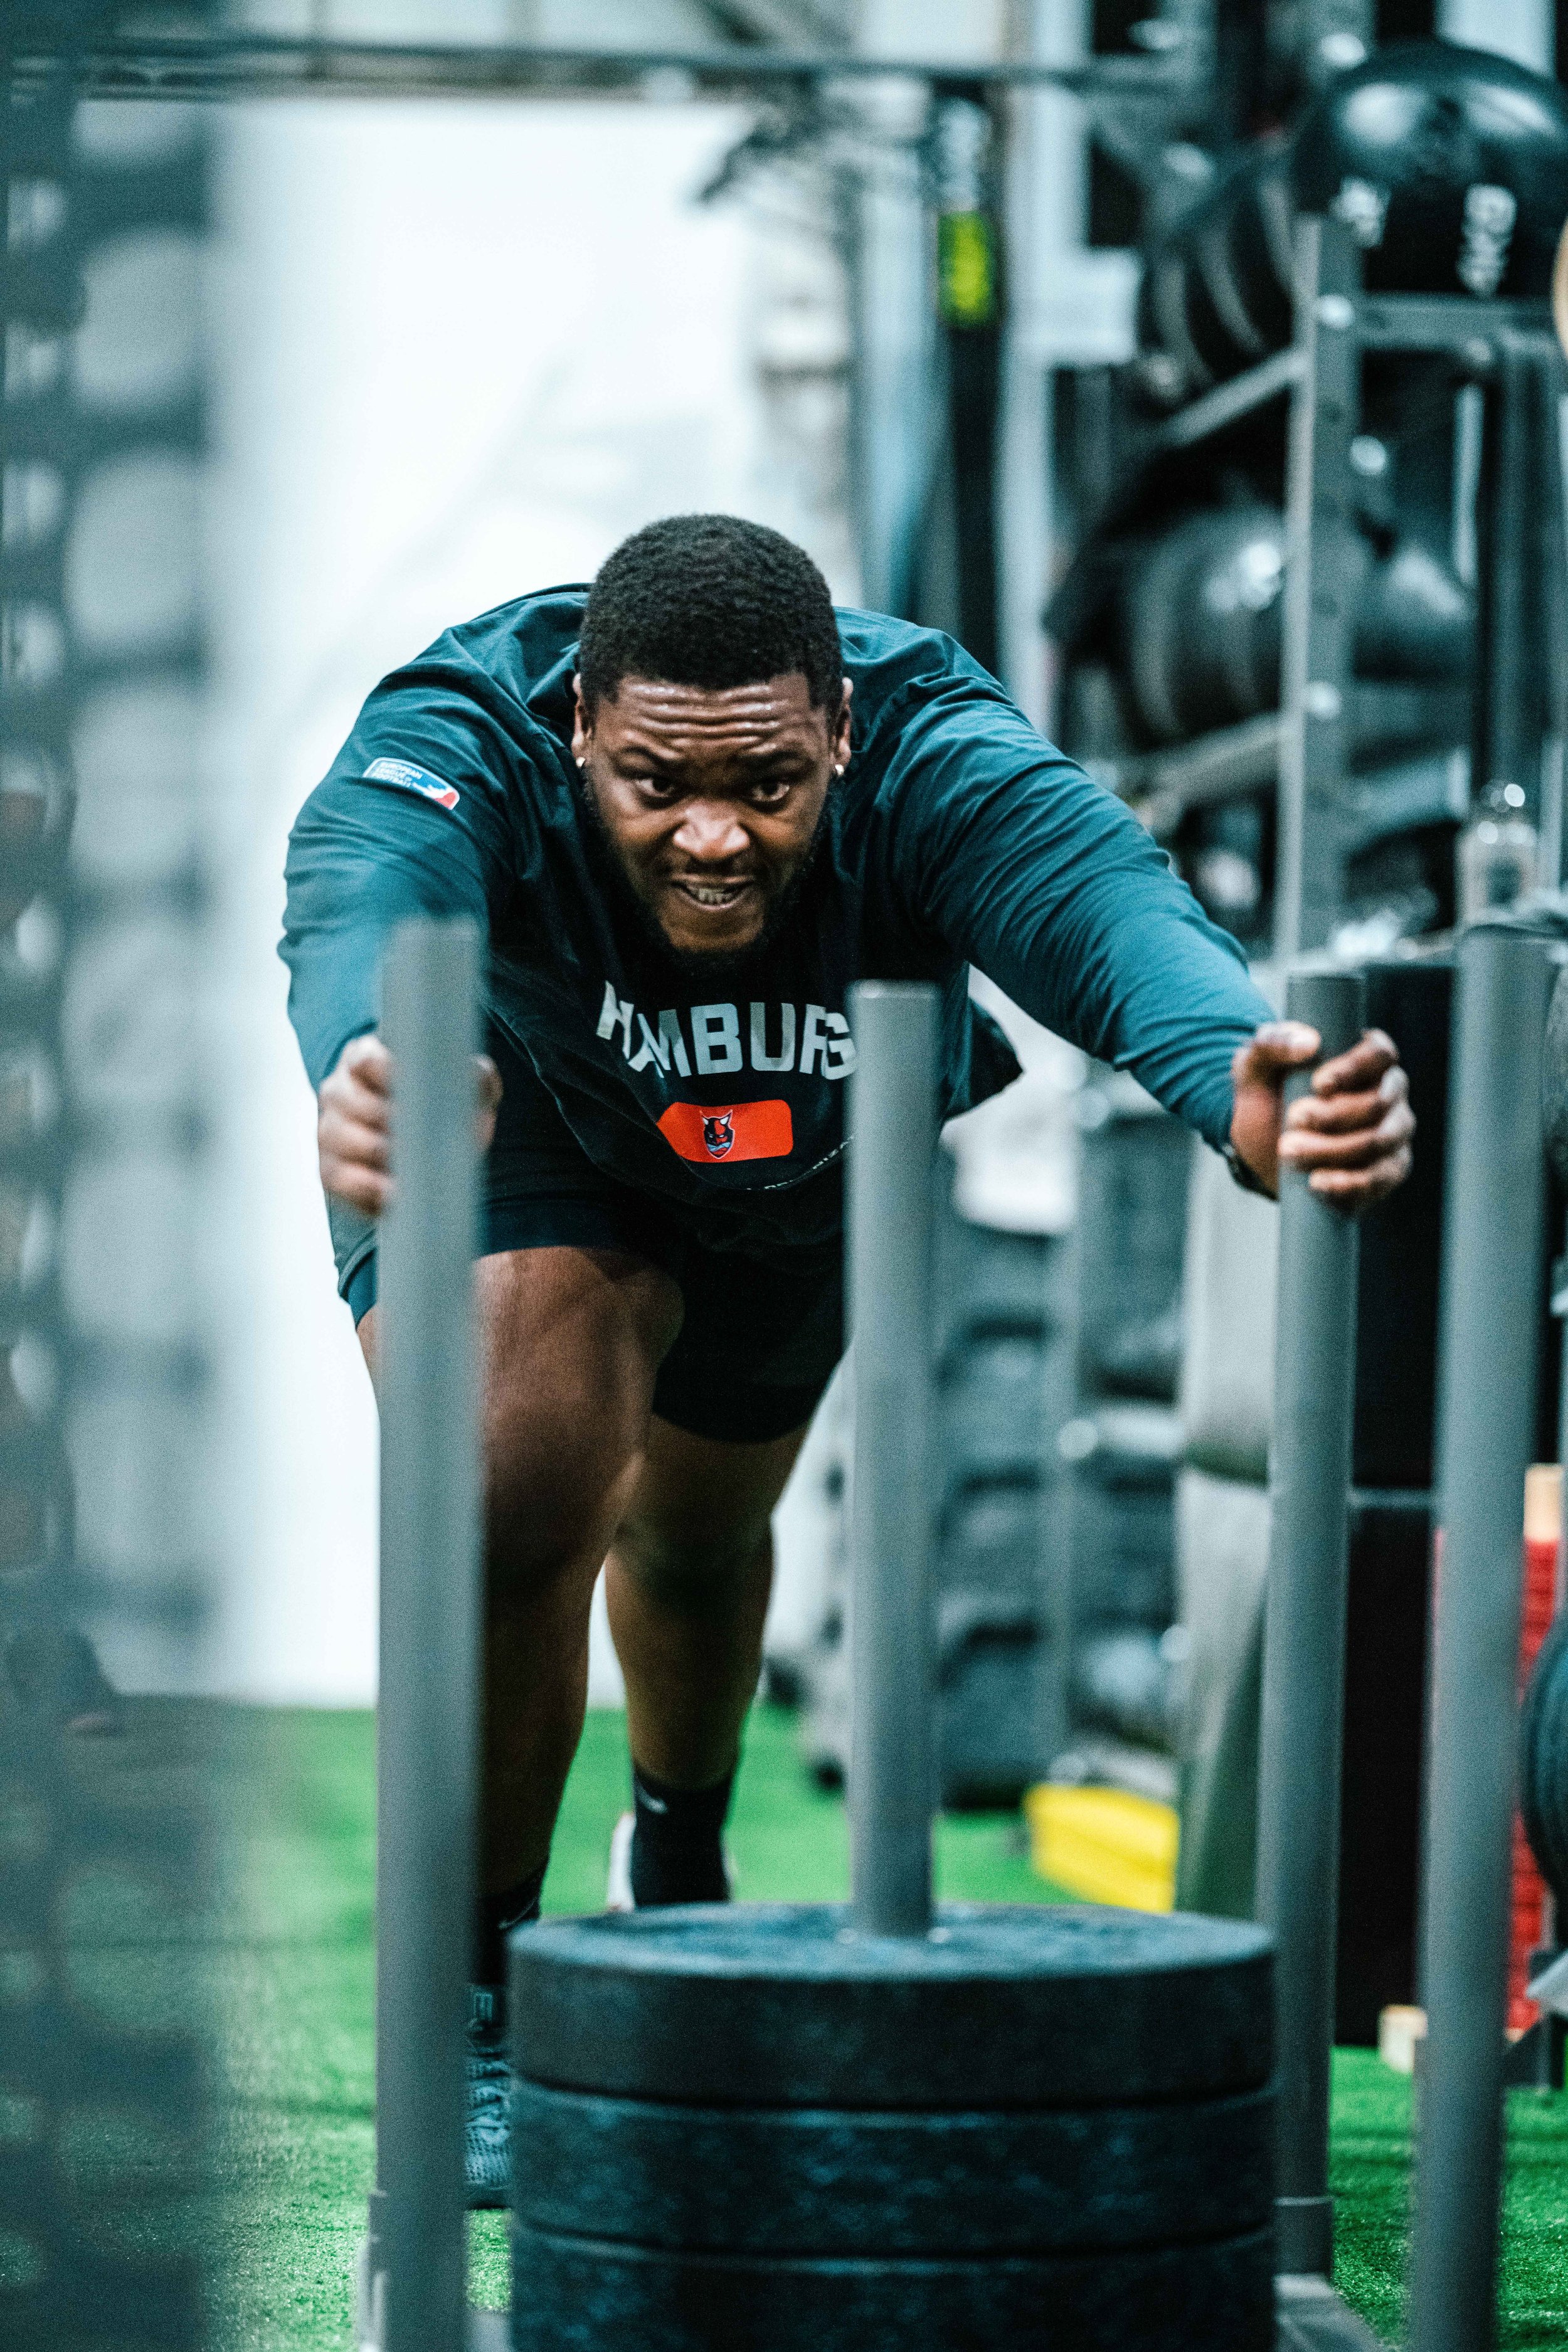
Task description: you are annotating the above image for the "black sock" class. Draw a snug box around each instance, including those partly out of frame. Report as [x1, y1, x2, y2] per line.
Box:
[629, 1761, 734, 1907]
[472, 1859, 548, 1994]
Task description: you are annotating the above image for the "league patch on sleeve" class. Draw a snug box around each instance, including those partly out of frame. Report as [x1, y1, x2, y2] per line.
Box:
[362, 756, 460, 810]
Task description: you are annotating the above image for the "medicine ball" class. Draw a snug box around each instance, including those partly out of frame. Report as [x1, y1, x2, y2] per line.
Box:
[1291, 40, 1568, 299]
[1120, 505, 1291, 743]
[1355, 538, 1473, 681]
[1135, 143, 1296, 408]
[1118, 502, 1471, 744]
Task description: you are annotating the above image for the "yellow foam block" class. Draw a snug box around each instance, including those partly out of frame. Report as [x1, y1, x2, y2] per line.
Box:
[1023, 1783, 1179, 1913]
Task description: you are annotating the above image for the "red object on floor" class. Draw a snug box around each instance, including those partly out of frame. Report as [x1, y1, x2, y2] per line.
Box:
[1509, 1469, 1562, 2034]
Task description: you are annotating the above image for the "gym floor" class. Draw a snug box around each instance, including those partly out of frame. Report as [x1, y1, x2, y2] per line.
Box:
[80, 1703, 1568, 2349]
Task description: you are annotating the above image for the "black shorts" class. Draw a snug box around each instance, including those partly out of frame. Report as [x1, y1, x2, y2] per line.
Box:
[327, 1026, 844, 1444]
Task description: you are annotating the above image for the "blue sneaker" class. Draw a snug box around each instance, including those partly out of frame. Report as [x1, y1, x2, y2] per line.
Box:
[465, 1984, 509, 2210]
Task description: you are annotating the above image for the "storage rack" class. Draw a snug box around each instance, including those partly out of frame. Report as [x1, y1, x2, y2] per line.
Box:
[1276, 214, 1567, 953]
[1057, 215, 1568, 955]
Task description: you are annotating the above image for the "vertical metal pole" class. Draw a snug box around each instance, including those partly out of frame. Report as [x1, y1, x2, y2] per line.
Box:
[1275, 214, 1359, 958]
[1409, 925, 1553, 2352]
[369, 918, 482, 2352]
[1556, 1213, 1568, 1616]
[1254, 965, 1366, 2279]
[1548, 1215, 1568, 1970]
[848, 75, 936, 618]
[1540, 359, 1568, 894]
[1475, 341, 1536, 812]
[848, 981, 938, 1937]
[931, 85, 1002, 674]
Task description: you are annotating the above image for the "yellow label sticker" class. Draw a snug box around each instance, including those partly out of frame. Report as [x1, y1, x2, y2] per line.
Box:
[939, 211, 997, 327]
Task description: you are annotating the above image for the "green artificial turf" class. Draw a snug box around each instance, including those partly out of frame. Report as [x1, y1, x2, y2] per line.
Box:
[209, 1701, 1064, 2338]
[1327, 2046, 1568, 2349]
[146, 1703, 1568, 2347]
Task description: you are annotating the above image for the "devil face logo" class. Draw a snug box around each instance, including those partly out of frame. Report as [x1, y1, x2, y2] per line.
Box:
[702, 1110, 736, 1158]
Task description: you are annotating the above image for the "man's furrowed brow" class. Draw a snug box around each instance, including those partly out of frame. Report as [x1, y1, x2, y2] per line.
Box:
[611, 731, 817, 771]
[736, 741, 816, 770]
[608, 734, 681, 770]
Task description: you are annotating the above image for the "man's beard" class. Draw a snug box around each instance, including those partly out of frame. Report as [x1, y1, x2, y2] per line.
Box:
[578, 780, 829, 980]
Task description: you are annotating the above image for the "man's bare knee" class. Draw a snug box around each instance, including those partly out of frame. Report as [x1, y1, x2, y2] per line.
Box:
[484, 1419, 637, 1609]
[477, 1245, 682, 1603]
[612, 1419, 804, 1618]
[613, 1510, 770, 1616]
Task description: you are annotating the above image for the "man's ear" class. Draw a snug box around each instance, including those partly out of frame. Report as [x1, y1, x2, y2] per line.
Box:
[833, 677, 853, 769]
[571, 674, 590, 767]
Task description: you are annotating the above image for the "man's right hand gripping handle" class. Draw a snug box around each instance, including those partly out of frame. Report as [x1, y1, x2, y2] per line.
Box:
[317, 1033, 501, 1216]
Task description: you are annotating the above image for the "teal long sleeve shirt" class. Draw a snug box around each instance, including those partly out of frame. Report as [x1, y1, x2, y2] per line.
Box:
[282, 590, 1273, 1246]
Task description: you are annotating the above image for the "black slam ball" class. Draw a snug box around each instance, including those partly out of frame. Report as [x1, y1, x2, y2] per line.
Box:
[1291, 39, 1568, 299]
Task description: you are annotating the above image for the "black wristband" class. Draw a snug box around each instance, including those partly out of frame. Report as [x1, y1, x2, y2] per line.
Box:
[1221, 1140, 1274, 1199]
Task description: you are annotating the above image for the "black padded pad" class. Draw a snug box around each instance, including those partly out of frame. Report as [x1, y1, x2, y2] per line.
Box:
[509, 2224, 1275, 2351]
[511, 2078, 1273, 2255]
[509, 1902, 1273, 2107]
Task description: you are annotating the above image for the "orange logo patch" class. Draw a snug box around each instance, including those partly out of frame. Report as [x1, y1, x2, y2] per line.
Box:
[657, 1099, 794, 1165]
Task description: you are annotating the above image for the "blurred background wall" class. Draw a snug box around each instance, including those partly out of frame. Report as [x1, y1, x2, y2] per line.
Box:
[193, 0, 1116, 1707]
[204, 93, 844, 1703]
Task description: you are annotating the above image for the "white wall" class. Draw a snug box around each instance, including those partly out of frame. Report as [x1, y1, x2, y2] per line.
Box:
[206, 95, 826, 1702]
[1438, 0, 1553, 71]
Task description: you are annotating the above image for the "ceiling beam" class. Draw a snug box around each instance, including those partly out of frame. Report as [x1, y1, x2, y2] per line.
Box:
[4, 29, 1183, 101]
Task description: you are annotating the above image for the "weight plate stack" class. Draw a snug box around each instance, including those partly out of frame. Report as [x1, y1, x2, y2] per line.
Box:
[509, 1902, 1274, 2351]
[1133, 143, 1295, 409]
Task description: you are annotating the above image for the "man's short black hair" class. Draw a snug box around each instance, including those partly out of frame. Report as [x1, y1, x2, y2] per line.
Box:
[577, 514, 843, 714]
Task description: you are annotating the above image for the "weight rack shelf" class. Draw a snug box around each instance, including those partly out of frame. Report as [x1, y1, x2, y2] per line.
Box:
[1130, 290, 1560, 475]
[1063, 220, 1564, 954]
[1136, 346, 1303, 461]
[1098, 686, 1471, 840]
[1276, 229, 1563, 953]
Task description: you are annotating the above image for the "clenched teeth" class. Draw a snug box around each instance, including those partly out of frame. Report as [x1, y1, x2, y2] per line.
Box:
[673, 879, 749, 908]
